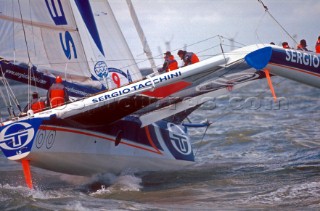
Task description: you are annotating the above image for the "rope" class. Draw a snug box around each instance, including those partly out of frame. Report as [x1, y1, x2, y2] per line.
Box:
[257, 0, 298, 45]
[194, 123, 211, 158]
[17, 0, 33, 109]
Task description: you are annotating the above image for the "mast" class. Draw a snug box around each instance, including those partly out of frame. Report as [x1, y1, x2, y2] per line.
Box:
[126, 0, 158, 74]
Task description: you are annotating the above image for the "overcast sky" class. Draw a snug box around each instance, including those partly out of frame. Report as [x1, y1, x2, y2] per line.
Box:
[108, 0, 320, 67]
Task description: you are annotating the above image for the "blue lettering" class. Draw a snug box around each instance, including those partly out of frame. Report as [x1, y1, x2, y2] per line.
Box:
[123, 88, 130, 94]
[92, 98, 98, 103]
[138, 84, 145, 89]
[45, 0, 67, 25]
[98, 96, 104, 101]
[153, 78, 160, 84]
[170, 72, 180, 78]
[159, 76, 167, 82]
[131, 84, 138, 91]
[145, 81, 152, 87]
[60, 31, 77, 60]
[111, 92, 118, 97]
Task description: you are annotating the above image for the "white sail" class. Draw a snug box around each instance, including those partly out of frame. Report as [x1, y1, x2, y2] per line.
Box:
[87, 0, 143, 88]
[0, 0, 143, 88]
[0, 0, 89, 79]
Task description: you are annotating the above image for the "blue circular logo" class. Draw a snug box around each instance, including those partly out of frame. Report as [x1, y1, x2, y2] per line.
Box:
[0, 122, 34, 150]
[94, 61, 108, 78]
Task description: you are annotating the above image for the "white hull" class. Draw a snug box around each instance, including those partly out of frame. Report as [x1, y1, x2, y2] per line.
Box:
[27, 123, 194, 176]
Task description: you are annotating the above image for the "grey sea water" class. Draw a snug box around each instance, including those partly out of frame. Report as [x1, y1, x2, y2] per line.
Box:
[0, 76, 319, 210]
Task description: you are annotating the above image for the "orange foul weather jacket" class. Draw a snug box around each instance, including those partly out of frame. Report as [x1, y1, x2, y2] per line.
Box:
[163, 55, 178, 72]
[47, 83, 69, 108]
[316, 40, 320, 53]
[31, 100, 46, 113]
[183, 52, 200, 66]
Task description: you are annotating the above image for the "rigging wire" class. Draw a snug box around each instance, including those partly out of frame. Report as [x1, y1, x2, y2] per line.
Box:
[120, 34, 238, 70]
[17, 0, 32, 110]
[257, 0, 298, 45]
[194, 122, 211, 158]
[0, 80, 10, 117]
[2, 72, 23, 113]
[218, 35, 228, 64]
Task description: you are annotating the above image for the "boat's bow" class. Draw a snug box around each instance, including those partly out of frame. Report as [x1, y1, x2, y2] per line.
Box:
[245, 46, 320, 89]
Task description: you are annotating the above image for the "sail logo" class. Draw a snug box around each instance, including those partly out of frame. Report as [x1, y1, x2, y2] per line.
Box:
[94, 61, 109, 78]
[285, 49, 320, 69]
[60, 31, 77, 60]
[45, 0, 67, 25]
[168, 123, 192, 155]
[45, 0, 77, 60]
[0, 123, 34, 151]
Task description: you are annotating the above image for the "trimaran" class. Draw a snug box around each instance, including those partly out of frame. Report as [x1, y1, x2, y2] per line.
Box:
[0, 0, 318, 189]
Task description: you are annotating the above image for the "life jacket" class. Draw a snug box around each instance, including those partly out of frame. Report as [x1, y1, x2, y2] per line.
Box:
[50, 88, 65, 108]
[297, 44, 308, 51]
[190, 53, 200, 64]
[282, 44, 290, 49]
[316, 40, 320, 53]
[165, 55, 178, 72]
[184, 52, 200, 66]
[31, 101, 46, 113]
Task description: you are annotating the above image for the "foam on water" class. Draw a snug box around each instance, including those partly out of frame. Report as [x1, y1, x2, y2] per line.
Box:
[91, 174, 142, 196]
[64, 201, 89, 211]
[0, 183, 72, 200]
[246, 181, 320, 206]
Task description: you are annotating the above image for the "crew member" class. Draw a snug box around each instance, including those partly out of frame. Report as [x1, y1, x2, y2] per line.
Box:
[297, 39, 309, 51]
[315, 36, 320, 53]
[282, 42, 290, 49]
[161, 51, 178, 72]
[47, 76, 69, 108]
[24, 92, 46, 113]
[177, 50, 200, 67]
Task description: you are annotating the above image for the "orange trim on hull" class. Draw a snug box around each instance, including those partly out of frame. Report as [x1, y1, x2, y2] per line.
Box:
[39, 125, 161, 155]
[144, 126, 162, 155]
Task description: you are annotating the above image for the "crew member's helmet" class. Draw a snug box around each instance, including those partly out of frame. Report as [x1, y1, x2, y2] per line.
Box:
[56, 76, 62, 83]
